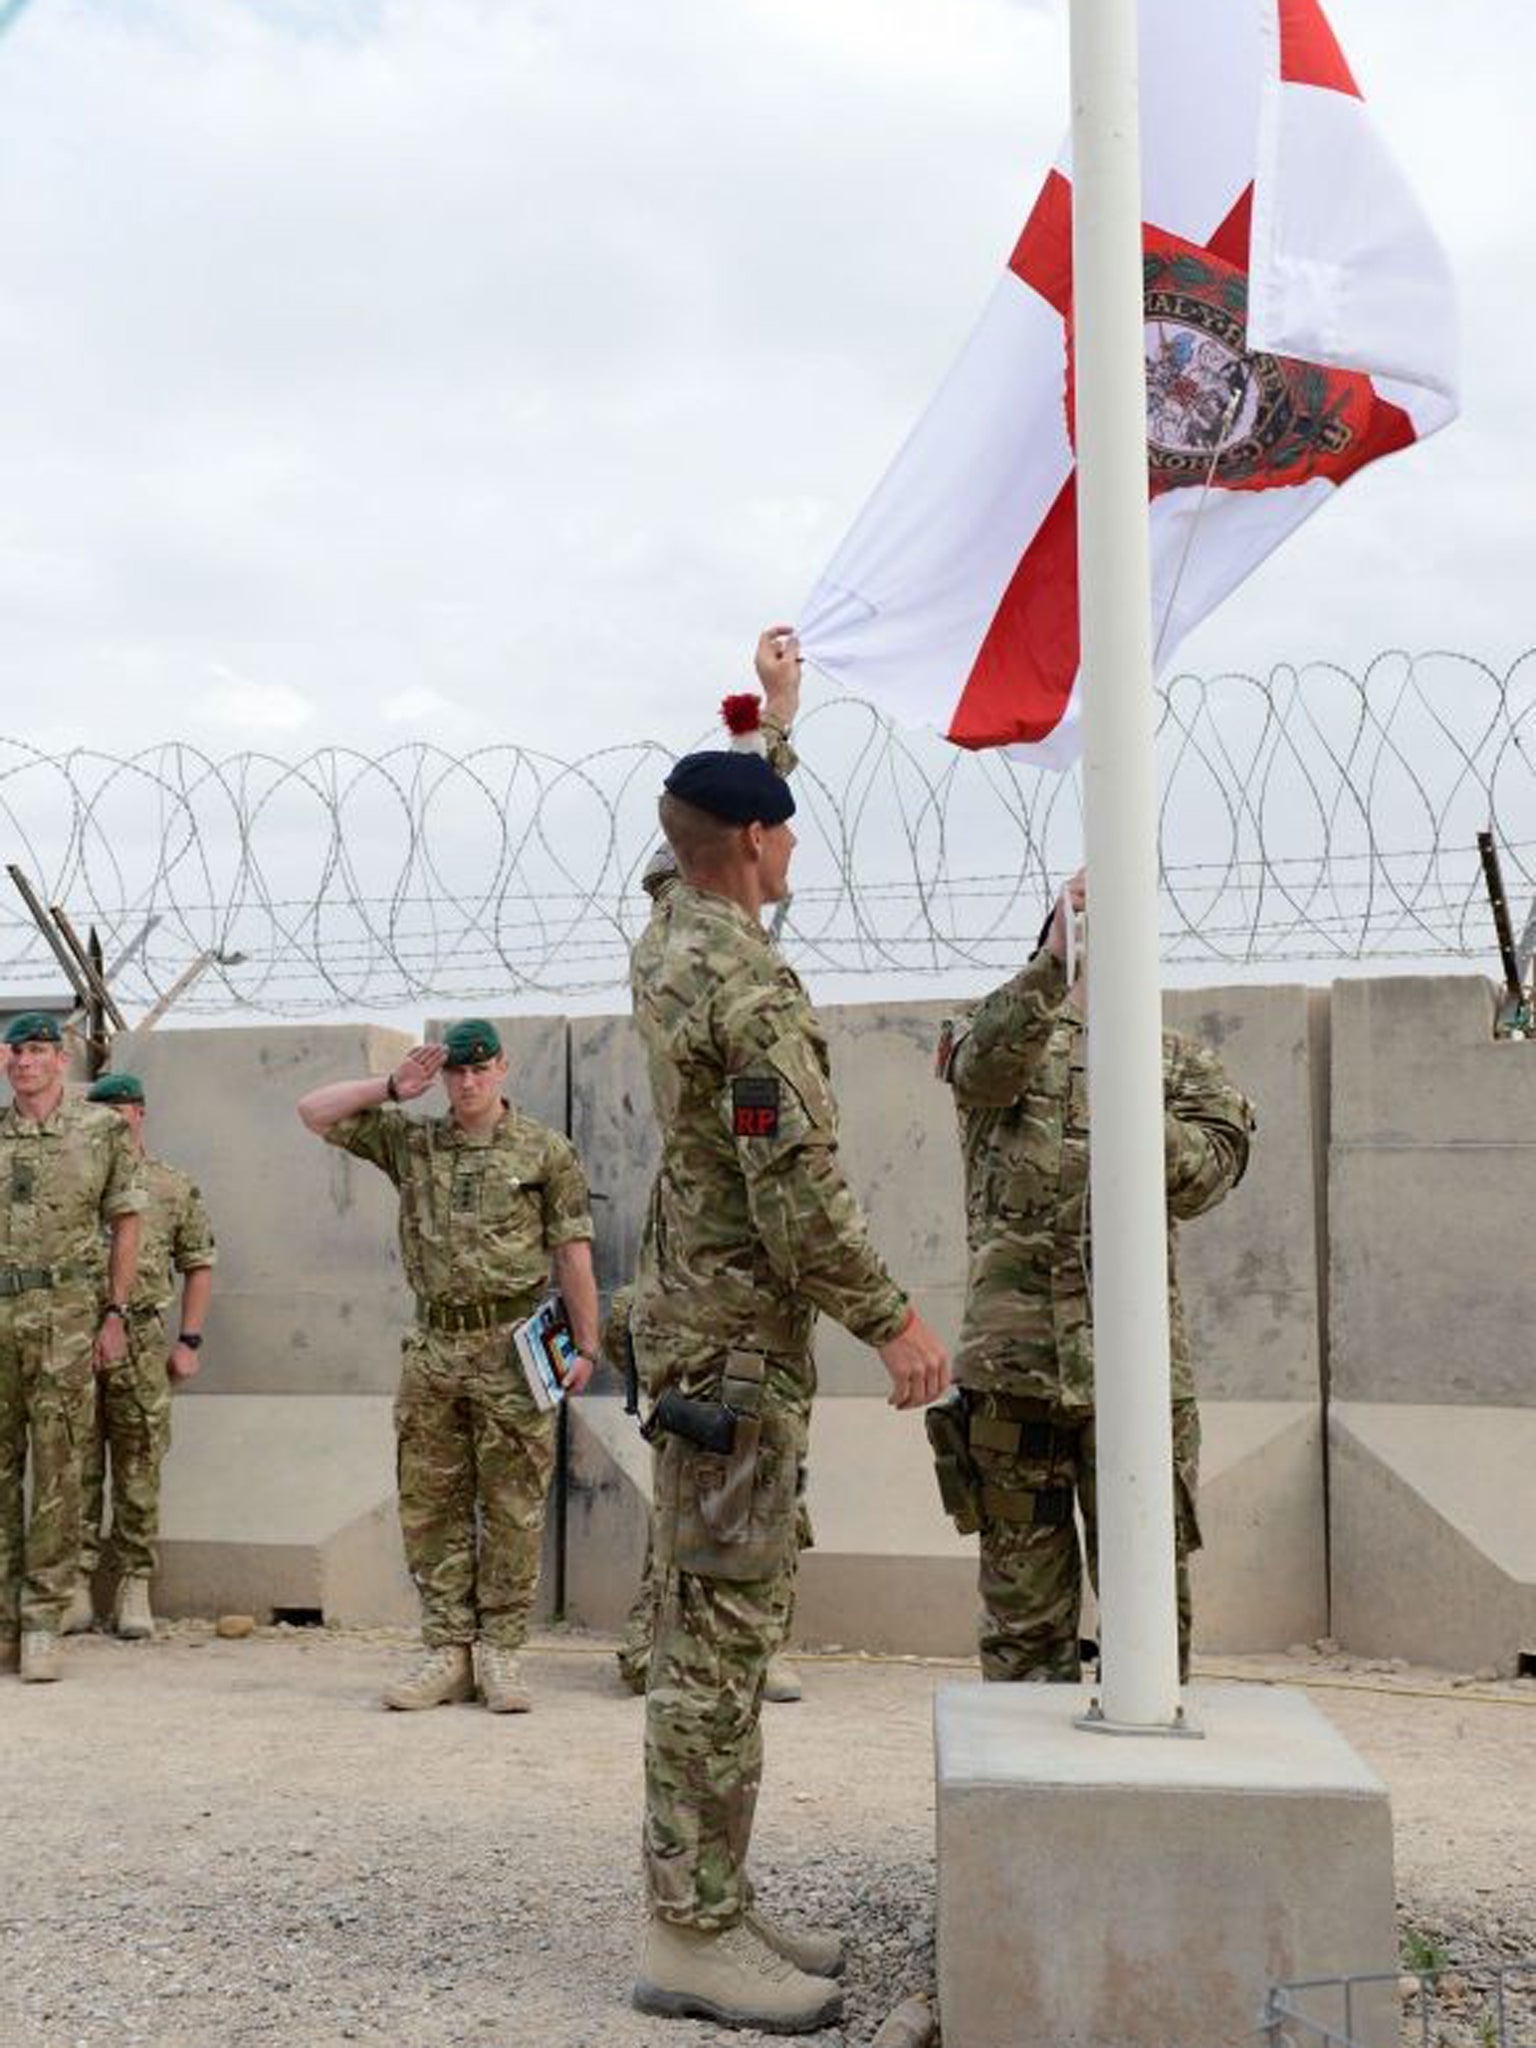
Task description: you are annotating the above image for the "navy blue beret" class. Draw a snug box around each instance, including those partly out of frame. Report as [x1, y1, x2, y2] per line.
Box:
[663, 751, 795, 826]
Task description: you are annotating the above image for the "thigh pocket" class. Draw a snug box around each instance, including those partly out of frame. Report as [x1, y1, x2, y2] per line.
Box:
[657, 1432, 799, 1583]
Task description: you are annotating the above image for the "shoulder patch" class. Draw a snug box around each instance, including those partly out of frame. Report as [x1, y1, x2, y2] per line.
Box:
[731, 1075, 781, 1139]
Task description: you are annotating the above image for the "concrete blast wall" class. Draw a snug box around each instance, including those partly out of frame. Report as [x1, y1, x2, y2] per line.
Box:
[94, 973, 1536, 1670]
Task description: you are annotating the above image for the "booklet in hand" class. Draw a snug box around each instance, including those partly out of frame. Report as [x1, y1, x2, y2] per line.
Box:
[512, 1293, 579, 1412]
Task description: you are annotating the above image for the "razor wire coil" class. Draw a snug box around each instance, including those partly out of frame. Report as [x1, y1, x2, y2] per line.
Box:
[1, 648, 1532, 1018]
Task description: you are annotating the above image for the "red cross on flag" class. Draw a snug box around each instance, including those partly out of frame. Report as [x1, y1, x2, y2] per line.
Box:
[797, 0, 1458, 765]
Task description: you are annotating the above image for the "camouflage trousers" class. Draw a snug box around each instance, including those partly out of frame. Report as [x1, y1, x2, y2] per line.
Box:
[79, 1307, 172, 1581]
[395, 1321, 555, 1650]
[619, 1496, 811, 1694]
[0, 1288, 98, 1636]
[643, 1558, 797, 1929]
[971, 1396, 1202, 1683]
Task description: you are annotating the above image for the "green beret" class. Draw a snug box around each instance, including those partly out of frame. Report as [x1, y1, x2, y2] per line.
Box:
[3, 1011, 63, 1047]
[87, 1072, 146, 1106]
[442, 1018, 502, 1068]
[663, 751, 795, 826]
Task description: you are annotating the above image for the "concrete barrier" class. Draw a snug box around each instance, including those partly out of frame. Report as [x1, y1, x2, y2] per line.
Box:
[1327, 976, 1536, 1673]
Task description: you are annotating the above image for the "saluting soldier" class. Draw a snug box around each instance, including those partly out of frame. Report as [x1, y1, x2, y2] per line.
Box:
[1, 1014, 143, 1684]
[932, 870, 1255, 1682]
[297, 1019, 599, 1714]
[64, 1071, 215, 1642]
[628, 746, 948, 2034]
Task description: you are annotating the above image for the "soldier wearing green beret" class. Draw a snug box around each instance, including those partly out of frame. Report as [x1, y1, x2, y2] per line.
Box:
[1, 1014, 144, 1684]
[298, 1019, 600, 1713]
[62, 1071, 216, 1642]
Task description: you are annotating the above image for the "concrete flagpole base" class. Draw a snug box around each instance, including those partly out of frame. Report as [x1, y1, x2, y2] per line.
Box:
[935, 1681, 1397, 2048]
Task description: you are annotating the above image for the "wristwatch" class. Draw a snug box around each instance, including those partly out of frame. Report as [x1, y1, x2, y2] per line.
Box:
[102, 1303, 128, 1322]
[385, 1073, 401, 1102]
[178, 1332, 204, 1352]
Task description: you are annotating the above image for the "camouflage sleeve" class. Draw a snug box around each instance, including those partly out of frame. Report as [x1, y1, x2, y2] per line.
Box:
[540, 1133, 594, 1248]
[716, 983, 908, 1347]
[101, 1115, 147, 1220]
[761, 714, 798, 778]
[945, 949, 1070, 1107]
[321, 1106, 410, 1185]
[1163, 1034, 1255, 1220]
[171, 1178, 218, 1273]
[602, 1285, 634, 1368]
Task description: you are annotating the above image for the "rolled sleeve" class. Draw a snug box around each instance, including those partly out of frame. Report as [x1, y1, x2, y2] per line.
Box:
[322, 1106, 409, 1184]
[172, 1184, 218, 1273]
[541, 1135, 594, 1248]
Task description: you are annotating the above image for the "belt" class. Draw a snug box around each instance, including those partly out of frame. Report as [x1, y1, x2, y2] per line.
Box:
[0, 1261, 94, 1298]
[416, 1297, 523, 1335]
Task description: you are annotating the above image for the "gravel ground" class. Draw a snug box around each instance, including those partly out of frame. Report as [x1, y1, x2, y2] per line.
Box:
[2, 1628, 1533, 2048]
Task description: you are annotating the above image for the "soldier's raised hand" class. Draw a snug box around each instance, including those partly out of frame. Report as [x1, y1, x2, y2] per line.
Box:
[877, 1308, 950, 1410]
[1045, 867, 1087, 965]
[391, 1044, 447, 1101]
[754, 625, 802, 728]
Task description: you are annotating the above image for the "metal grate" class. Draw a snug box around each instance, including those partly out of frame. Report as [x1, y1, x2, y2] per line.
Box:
[1266, 1959, 1536, 2048]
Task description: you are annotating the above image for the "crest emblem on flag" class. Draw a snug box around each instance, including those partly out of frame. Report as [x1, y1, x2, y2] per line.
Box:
[799, 0, 1459, 764]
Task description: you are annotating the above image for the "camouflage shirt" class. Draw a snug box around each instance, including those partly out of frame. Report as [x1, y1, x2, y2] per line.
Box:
[119, 1152, 217, 1316]
[942, 948, 1253, 1410]
[630, 882, 908, 1398]
[325, 1102, 593, 1311]
[0, 1093, 145, 1284]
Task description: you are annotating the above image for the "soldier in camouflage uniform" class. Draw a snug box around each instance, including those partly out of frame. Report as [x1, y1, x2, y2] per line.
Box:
[933, 872, 1254, 1683]
[63, 1071, 216, 1642]
[617, 637, 808, 1706]
[627, 714, 949, 2035]
[1, 1013, 144, 1684]
[298, 1018, 599, 1713]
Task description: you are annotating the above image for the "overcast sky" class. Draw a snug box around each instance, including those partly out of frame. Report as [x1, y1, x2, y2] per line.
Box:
[0, 0, 1530, 768]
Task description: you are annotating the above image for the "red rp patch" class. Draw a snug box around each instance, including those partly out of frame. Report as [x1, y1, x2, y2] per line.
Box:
[732, 1075, 781, 1139]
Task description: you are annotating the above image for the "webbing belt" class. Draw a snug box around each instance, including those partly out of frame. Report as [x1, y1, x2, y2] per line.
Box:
[416, 1296, 523, 1334]
[0, 1261, 94, 1299]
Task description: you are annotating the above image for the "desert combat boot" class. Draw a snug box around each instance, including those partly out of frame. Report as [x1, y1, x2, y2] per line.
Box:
[20, 1630, 63, 1683]
[61, 1577, 95, 1636]
[761, 1656, 802, 1703]
[114, 1576, 154, 1641]
[633, 1918, 843, 2034]
[381, 1643, 474, 1712]
[746, 1902, 845, 1979]
[476, 1643, 532, 1713]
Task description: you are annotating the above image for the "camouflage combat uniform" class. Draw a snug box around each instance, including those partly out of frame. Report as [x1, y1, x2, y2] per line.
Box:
[325, 1103, 593, 1650]
[631, 882, 907, 1931]
[940, 947, 1253, 1680]
[0, 1098, 144, 1635]
[80, 1154, 216, 1583]
[607, 1284, 813, 1696]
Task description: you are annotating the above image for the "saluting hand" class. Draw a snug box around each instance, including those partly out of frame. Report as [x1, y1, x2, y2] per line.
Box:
[391, 1045, 446, 1101]
[877, 1309, 950, 1411]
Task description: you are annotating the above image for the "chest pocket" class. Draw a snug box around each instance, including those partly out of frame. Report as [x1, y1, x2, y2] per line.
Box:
[473, 1167, 543, 1228]
[11, 1156, 36, 1204]
[1065, 1063, 1090, 1136]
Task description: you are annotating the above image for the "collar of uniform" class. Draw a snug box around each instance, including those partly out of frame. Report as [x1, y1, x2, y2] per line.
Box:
[0, 1093, 75, 1136]
[435, 1101, 513, 1148]
[676, 881, 773, 951]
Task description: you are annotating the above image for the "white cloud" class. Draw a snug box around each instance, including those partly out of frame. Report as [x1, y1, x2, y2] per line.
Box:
[197, 670, 315, 733]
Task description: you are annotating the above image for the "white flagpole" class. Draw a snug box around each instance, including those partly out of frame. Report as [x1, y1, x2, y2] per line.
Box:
[1070, 0, 1183, 1729]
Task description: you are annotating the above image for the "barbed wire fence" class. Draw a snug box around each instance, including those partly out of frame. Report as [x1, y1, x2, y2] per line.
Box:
[1, 649, 1533, 1021]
